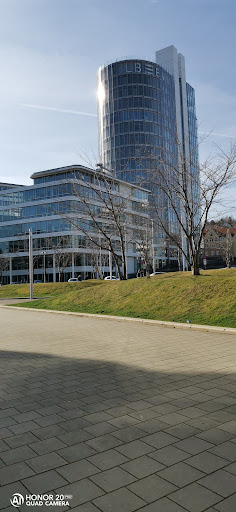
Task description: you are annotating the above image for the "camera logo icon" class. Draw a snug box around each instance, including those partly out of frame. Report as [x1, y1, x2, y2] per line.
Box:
[10, 493, 24, 507]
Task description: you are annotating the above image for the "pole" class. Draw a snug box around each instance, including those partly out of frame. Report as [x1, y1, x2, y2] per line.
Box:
[109, 249, 112, 279]
[125, 231, 128, 279]
[151, 220, 155, 272]
[9, 256, 12, 285]
[43, 251, 46, 283]
[29, 229, 33, 299]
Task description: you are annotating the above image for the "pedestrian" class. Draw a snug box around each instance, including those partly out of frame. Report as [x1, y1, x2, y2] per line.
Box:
[85, 274, 89, 280]
[136, 269, 140, 278]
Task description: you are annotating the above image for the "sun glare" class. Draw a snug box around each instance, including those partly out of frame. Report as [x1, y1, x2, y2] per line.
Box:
[98, 81, 105, 105]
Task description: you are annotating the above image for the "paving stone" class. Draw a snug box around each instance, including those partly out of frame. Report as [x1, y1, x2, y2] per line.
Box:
[23, 470, 67, 496]
[68, 504, 100, 512]
[83, 412, 113, 424]
[174, 436, 214, 455]
[143, 431, 179, 450]
[37, 405, 65, 416]
[186, 417, 221, 431]
[214, 493, 236, 511]
[164, 424, 201, 440]
[183, 392, 210, 403]
[57, 442, 97, 462]
[112, 425, 146, 442]
[149, 445, 190, 466]
[169, 398, 200, 409]
[8, 420, 40, 435]
[209, 441, 236, 462]
[55, 478, 104, 508]
[224, 462, 236, 476]
[90, 466, 137, 492]
[15, 401, 45, 413]
[207, 411, 236, 423]
[84, 421, 118, 437]
[33, 424, 66, 440]
[86, 433, 123, 452]
[5, 431, 39, 449]
[13, 411, 42, 423]
[1, 445, 36, 465]
[197, 402, 226, 413]
[138, 497, 188, 511]
[29, 436, 67, 455]
[128, 474, 177, 502]
[0, 439, 9, 452]
[0, 417, 17, 429]
[197, 429, 235, 445]
[34, 413, 67, 428]
[158, 461, 205, 487]
[57, 459, 100, 482]
[217, 420, 236, 434]
[0, 408, 19, 419]
[87, 448, 129, 470]
[150, 403, 180, 415]
[58, 429, 93, 446]
[59, 417, 90, 431]
[157, 413, 187, 426]
[26, 452, 67, 473]
[0, 461, 35, 485]
[126, 400, 153, 411]
[116, 439, 154, 459]
[178, 407, 207, 419]
[170, 482, 222, 511]
[199, 469, 236, 497]
[0, 427, 12, 440]
[93, 487, 145, 512]
[129, 409, 160, 421]
[185, 452, 229, 474]
[135, 418, 169, 434]
[121, 454, 165, 478]
[108, 415, 140, 429]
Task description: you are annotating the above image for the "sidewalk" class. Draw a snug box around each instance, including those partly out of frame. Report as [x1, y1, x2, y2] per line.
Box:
[1, 306, 236, 511]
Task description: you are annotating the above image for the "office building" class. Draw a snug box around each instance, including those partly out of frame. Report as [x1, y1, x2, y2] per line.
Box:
[97, 45, 199, 268]
[0, 165, 149, 284]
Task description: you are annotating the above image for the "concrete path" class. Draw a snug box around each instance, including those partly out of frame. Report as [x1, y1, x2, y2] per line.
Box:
[1, 307, 236, 511]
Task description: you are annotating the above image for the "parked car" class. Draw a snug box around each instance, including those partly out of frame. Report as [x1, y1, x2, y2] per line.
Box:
[68, 277, 79, 282]
[34, 280, 43, 283]
[104, 276, 119, 280]
[149, 272, 166, 276]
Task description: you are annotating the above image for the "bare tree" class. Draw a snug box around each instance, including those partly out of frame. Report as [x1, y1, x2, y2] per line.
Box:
[146, 139, 236, 275]
[62, 168, 139, 280]
[0, 254, 9, 284]
[132, 213, 153, 278]
[49, 236, 71, 282]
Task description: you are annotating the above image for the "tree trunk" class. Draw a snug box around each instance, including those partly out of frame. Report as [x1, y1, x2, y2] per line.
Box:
[191, 256, 200, 275]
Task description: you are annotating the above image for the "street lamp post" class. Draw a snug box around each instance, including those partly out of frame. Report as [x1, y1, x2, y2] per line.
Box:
[42, 251, 46, 283]
[29, 229, 33, 299]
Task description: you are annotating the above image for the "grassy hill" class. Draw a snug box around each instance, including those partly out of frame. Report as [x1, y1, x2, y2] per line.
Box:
[1, 268, 236, 328]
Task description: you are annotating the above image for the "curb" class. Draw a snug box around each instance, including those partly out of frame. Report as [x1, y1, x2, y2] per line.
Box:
[1, 304, 236, 335]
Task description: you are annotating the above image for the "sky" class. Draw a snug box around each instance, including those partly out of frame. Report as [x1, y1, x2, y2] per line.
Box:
[0, 0, 235, 217]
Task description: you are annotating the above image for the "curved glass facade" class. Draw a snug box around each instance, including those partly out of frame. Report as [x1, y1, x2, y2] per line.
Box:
[97, 48, 200, 270]
[97, 59, 177, 184]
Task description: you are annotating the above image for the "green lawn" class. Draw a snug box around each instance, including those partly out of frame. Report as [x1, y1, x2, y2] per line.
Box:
[1, 268, 236, 328]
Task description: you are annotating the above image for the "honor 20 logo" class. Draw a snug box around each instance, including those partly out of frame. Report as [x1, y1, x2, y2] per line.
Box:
[10, 493, 24, 507]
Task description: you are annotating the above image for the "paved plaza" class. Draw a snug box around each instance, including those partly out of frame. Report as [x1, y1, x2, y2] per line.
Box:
[1, 307, 236, 511]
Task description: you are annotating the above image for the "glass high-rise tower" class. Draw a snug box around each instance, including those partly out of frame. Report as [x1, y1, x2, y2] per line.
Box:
[97, 45, 199, 269]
